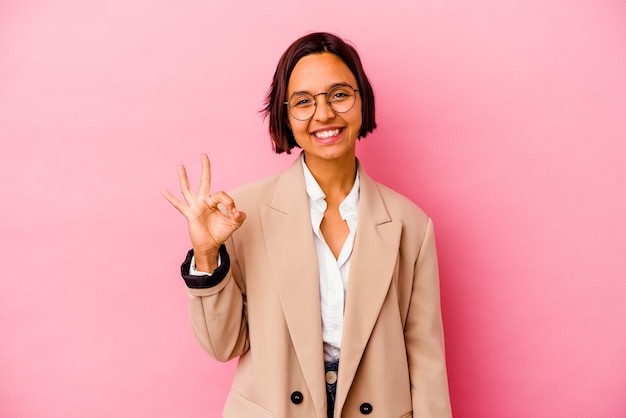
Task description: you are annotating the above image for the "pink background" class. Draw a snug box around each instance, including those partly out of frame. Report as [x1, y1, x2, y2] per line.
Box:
[1, 0, 625, 417]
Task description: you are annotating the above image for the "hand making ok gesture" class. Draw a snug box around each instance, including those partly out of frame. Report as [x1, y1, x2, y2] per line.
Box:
[161, 153, 246, 272]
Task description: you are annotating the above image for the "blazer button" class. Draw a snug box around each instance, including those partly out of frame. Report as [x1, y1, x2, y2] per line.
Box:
[359, 402, 373, 414]
[290, 391, 303, 404]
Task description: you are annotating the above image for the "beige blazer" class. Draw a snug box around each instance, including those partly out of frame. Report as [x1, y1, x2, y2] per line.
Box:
[187, 157, 452, 418]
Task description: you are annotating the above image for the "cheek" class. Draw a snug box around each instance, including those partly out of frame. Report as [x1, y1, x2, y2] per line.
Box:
[350, 101, 363, 128]
[289, 120, 310, 143]
[348, 110, 363, 134]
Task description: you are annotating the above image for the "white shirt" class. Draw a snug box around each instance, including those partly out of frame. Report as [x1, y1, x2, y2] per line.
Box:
[301, 158, 359, 362]
[190, 157, 360, 362]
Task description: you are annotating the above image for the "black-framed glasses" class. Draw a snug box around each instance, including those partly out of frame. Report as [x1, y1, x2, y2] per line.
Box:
[284, 84, 359, 121]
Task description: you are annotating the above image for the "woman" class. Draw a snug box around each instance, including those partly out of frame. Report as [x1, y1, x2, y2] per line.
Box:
[161, 32, 452, 418]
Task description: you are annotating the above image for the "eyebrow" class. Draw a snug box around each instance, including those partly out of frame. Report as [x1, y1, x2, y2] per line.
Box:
[290, 82, 354, 97]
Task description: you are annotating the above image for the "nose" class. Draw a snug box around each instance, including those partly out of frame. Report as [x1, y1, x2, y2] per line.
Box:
[312, 93, 335, 121]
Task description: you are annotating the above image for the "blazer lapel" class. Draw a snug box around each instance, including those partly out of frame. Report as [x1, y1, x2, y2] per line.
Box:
[335, 165, 402, 412]
[260, 158, 326, 417]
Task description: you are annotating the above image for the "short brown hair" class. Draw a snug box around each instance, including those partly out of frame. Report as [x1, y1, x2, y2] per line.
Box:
[262, 32, 376, 154]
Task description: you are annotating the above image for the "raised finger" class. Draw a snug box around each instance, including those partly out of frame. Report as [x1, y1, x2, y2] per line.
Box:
[160, 189, 188, 216]
[177, 164, 194, 202]
[198, 153, 212, 197]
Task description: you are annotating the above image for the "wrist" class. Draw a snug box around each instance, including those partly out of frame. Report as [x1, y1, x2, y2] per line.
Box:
[193, 248, 220, 272]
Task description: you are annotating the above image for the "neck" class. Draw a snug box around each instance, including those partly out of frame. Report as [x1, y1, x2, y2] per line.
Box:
[303, 152, 357, 200]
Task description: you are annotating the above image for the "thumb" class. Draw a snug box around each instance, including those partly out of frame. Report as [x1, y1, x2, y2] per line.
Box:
[230, 209, 246, 229]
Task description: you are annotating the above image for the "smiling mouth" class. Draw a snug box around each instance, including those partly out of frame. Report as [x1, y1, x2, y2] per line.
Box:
[312, 128, 342, 139]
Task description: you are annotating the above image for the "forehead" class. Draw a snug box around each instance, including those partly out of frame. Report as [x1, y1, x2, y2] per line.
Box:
[287, 52, 357, 95]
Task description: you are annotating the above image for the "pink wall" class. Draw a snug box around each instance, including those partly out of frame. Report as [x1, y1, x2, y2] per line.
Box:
[1, 0, 625, 417]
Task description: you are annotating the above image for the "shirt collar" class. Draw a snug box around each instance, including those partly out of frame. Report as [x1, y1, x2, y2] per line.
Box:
[301, 155, 360, 222]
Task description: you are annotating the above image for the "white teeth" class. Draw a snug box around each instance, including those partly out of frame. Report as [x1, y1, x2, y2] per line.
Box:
[313, 129, 340, 139]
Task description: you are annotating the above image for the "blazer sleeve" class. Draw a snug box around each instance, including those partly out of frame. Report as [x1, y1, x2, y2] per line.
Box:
[185, 239, 249, 362]
[405, 218, 453, 417]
